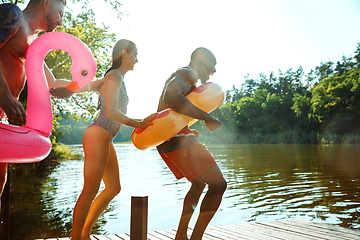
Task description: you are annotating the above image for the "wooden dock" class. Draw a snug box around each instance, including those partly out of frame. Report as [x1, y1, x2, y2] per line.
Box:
[39, 219, 360, 240]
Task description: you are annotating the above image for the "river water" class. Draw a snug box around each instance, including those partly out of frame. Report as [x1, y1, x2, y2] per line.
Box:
[11, 144, 360, 239]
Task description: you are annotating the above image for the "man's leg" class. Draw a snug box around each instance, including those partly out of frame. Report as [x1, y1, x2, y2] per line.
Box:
[190, 165, 227, 240]
[0, 163, 7, 210]
[175, 179, 205, 240]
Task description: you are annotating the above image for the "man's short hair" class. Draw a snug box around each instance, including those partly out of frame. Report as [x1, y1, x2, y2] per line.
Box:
[30, 0, 67, 6]
[190, 47, 216, 65]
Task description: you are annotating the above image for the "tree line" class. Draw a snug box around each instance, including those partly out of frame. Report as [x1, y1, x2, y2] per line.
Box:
[195, 43, 360, 144]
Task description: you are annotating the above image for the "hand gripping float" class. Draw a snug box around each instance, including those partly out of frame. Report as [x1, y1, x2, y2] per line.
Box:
[132, 82, 225, 150]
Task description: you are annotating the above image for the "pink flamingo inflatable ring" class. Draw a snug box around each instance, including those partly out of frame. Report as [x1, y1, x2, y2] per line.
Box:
[132, 82, 225, 150]
[0, 32, 96, 163]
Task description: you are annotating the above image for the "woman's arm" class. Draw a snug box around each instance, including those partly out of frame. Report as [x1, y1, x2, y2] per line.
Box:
[105, 73, 155, 129]
[44, 63, 70, 88]
[46, 63, 109, 98]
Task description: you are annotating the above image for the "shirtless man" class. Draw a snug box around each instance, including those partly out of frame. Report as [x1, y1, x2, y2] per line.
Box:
[0, 0, 103, 200]
[157, 47, 227, 240]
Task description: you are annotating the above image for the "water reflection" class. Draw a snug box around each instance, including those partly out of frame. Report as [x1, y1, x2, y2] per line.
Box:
[209, 144, 360, 228]
[10, 144, 360, 239]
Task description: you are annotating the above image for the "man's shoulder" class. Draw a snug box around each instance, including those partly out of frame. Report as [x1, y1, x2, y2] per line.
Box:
[0, 3, 23, 45]
[0, 4, 23, 23]
[175, 67, 198, 82]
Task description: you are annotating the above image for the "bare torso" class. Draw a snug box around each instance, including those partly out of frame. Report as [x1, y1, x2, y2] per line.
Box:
[0, 7, 37, 99]
[157, 67, 197, 112]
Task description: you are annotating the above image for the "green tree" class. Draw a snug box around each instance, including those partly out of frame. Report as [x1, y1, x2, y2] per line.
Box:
[225, 85, 243, 103]
[242, 74, 258, 97]
[353, 42, 360, 69]
[315, 61, 334, 81]
[18, 9, 116, 144]
[233, 89, 268, 133]
[3, 0, 123, 20]
[310, 69, 360, 134]
[261, 92, 283, 134]
[49, 10, 116, 121]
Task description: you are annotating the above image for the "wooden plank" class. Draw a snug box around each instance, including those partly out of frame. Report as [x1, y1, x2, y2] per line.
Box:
[289, 219, 360, 238]
[43, 238, 60, 240]
[226, 222, 315, 240]
[104, 235, 126, 240]
[215, 223, 289, 239]
[94, 235, 113, 239]
[269, 220, 355, 240]
[205, 227, 253, 240]
[152, 230, 177, 239]
[186, 228, 222, 240]
[147, 231, 173, 239]
[260, 221, 340, 240]
[209, 224, 279, 240]
[115, 233, 131, 240]
[255, 221, 330, 240]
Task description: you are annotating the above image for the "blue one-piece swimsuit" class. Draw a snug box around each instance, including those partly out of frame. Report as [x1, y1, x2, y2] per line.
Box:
[90, 71, 129, 142]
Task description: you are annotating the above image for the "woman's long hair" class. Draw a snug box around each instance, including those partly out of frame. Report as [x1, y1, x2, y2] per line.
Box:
[104, 39, 136, 76]
[98, 40, 136, 109]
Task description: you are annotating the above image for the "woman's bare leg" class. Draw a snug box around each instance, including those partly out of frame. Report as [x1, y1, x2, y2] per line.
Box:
[71, 126, 111, 240]
[81, 143, 121, 238]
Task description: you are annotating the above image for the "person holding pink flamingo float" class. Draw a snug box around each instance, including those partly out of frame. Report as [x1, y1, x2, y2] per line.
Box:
[0, 0, 107, 208]
[71, 39, 156, 240]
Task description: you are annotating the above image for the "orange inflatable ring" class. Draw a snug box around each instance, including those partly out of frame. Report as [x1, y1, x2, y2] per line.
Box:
[132, 82, 225, 150]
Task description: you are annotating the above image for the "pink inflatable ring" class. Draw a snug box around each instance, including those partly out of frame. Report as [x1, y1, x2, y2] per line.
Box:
[0, 32, 96, 163]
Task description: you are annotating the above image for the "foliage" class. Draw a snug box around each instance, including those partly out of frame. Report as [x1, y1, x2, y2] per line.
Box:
[56, 116, 134, 144]
[2, 0, 123, 20]
[310, 69, 360, 135]
[205, 43, 360, 144]
[18, 8, 116, 144]
[49, 10, 116, 121]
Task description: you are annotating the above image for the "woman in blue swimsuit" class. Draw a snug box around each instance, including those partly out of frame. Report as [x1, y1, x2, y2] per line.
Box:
[72, 39, 156, 240]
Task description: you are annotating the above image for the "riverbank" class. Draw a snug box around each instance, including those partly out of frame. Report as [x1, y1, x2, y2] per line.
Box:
[197, 126, 360, 145]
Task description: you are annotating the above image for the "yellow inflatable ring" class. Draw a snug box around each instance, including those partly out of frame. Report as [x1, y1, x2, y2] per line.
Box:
[132, 82, 225, 150]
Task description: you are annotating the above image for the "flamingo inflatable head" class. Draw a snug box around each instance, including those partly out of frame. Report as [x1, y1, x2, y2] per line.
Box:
[0, 32, 97, 163]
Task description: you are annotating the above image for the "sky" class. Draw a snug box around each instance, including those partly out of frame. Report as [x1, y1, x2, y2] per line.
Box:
[25, 0, 360, 118]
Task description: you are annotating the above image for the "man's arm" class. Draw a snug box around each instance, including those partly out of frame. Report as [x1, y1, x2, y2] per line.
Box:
[0, 4, 22, 47]
[164, 79, 209, 120]
[163, 71, 221, 132]
[0, 4, 26, 126]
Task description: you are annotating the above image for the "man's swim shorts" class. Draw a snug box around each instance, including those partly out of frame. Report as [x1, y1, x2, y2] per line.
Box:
[157, 127, 217, 181]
